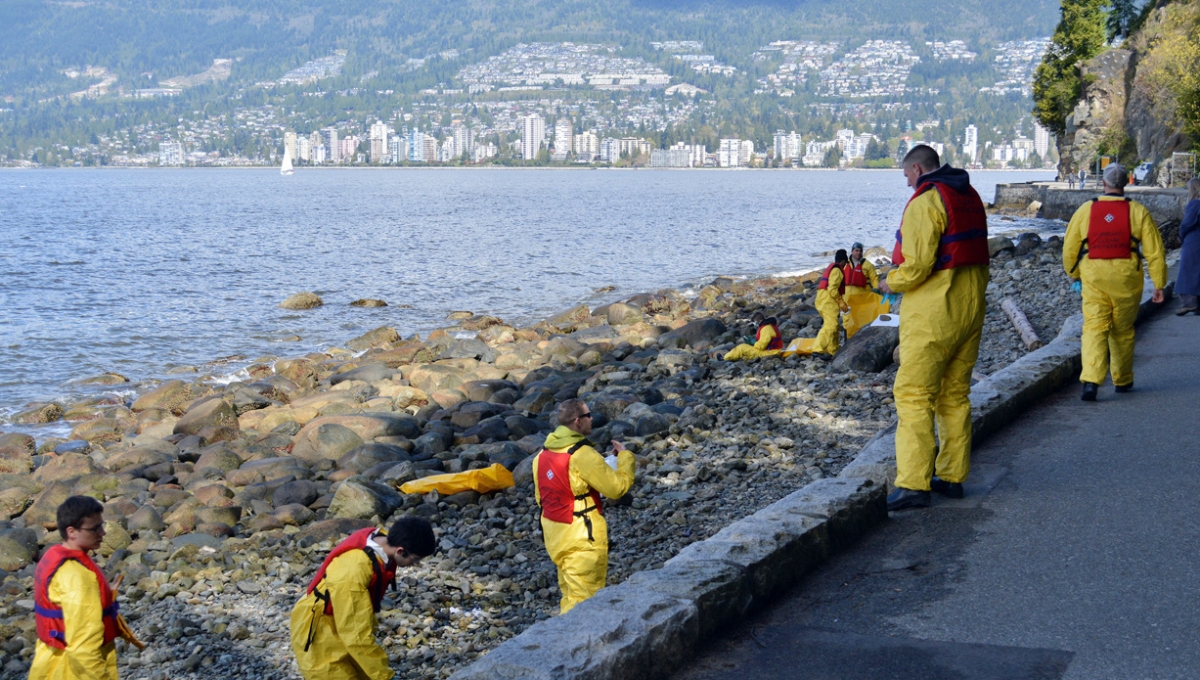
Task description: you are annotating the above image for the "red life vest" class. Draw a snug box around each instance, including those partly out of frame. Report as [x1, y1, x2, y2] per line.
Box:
[306, 528, 397, 616]
[843, 261, 871, 288]
[816, 263, 845, 296]
[536, 441, 604, 541]
[756, 323, 784, 351]
[892, 181, 989, 271]
[1085, 198, 1135, 259]
[34, 545, 120, 649]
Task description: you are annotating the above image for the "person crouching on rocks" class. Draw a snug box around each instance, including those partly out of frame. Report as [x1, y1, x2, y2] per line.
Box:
[534, 399, 636, 614]
[723, 312, 784, 361]
[30, 495, 142, 680]
[812, 249, 850, 358]
[290, 516, 435, 680]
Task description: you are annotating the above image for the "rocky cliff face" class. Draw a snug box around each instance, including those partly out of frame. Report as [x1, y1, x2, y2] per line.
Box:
[1058, 4, 1193, 185]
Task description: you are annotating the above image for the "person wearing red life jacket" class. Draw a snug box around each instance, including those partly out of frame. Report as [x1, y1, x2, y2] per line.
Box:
[812, 249, 850, 357]
[843, 242, 880, 296]
[29, 496, 120, 680]
[1063, 163, 1167, 402]
[879, 145, 990, 511]
[289, 516, 435, 680]
[723, 311, 785, 361]
[534, 399, 636, 614]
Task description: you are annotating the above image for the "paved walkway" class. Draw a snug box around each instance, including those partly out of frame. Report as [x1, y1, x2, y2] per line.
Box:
[675, 300, 1200, 680]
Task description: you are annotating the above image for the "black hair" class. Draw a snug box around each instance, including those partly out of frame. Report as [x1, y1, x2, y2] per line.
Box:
[751, 311, 765, 323]
[834, 249, 849, 264]
[57, 495, 104, 541]
[902, 144, 940, 173]
[388, 515, 436, 558]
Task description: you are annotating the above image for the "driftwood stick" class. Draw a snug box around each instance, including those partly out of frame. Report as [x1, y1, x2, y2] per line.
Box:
[1001, 297, 1042, 350]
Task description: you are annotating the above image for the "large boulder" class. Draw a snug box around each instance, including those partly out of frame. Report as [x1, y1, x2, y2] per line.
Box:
[297, 517, 374, 544]
[831, 325, 900, 373]
[32, 453, 104, 484]
[12, 403, 64, 424]
[606, 302, 644, 326]
[549, 304, 591, 330]
[174, 397, 239, 437]
[327, 479, 403, 520]
[658, 318, 728, 348]
[273, 480, 320, 508]
[280, 292, 323, 310]
[193, 445, 244, 475]
[24, 482, 74, 529]
[346, 326, 400, 351]
[275, 358, 319, 388]
[337, 443, 411, 473]
[463, 380, 520, 403]
[987, 236, 1016, 257]
[291, 414, 422, 464]
[132, 380, 193, 415]
[571, 325, 622, 345]
[0, 433, 35, 474]
[291, 423, 365, 465]
[127, 505, 166, 533]
[69, 418, 126, 446]
[226, 457, 310, 486]
[330, 364, 396, 386]
[105, 444, 174, 473]
[438, 339, 497, 363]
[0, 486, 36, 520]
[0, 528, 38, 571]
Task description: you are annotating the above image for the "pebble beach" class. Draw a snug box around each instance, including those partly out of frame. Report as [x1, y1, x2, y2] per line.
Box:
[0, 231, 1082, 680]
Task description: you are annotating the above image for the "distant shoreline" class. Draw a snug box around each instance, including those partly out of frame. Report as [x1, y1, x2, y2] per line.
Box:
[0, 165, 1053, 172]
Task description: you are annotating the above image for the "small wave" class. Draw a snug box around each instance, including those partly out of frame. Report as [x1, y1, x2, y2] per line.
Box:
[208, 367, 252, 386]
[47, 260, 86, 266]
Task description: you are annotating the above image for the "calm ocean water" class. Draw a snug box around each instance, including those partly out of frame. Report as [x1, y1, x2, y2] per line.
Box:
[0, 167, 1055, 432]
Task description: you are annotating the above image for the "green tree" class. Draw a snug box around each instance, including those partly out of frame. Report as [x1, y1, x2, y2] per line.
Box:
[1033, 0, 1108, 137]
[822, 145, 842, 167]
[1105, 0, 1139, 43]
[864, 137, 889, 161]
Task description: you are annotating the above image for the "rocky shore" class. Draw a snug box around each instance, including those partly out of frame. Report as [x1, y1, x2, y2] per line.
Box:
[0, 233, 1079, 680]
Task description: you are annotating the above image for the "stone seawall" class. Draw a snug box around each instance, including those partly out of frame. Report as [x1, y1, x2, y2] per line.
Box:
[994, 182, 1187, 224]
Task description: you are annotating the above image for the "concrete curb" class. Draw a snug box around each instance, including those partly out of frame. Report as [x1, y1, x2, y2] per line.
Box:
[449, 280, 1174, 680]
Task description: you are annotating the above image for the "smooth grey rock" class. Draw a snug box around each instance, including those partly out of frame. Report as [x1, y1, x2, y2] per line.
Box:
[330, 364, 397, 386]
[438, 339, 497, 363]
[328, 479, 403, 520]
[657, 318, 728, 349]
[831, 325, 899, 373]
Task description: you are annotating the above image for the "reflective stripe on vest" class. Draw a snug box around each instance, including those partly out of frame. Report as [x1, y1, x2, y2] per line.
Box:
[756, 323, 784, 351]
[843, 262, 870, 288]
[535, 441, 604, 541]
[34, 545, 119, 649]
[816, 263, 845, 296]
[1085, 198, 1134, 259]
[892, 181, 989, 271]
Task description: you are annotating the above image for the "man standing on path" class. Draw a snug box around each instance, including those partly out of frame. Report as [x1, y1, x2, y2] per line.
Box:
[880, 145, 990, 511]
[534, 399, 636, 614]
[29, 496, 122, 680]
[812, 249, 850, 358]
[1063, 163, 1167, 402]
[290, 516, 435, 680]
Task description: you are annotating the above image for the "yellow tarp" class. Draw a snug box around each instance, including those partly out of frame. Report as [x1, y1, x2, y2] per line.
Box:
[782, 337, 818, 357]
[843, 291, 892, 339]
[399, 463, 515, 495]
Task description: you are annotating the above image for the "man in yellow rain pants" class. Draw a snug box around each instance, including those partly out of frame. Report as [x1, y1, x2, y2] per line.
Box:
[290, 516, 435, 680]
[812, 249, 850, 358]
[534, 399, 636, 614]
[880, 145, 989, 511]
[723, 312, 784, 361]
[1063, 163, 1166, 401]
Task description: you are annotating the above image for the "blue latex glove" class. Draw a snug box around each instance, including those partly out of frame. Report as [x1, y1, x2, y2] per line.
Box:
[1070, 280, 1082, 294]
[881, 292, 900, 307]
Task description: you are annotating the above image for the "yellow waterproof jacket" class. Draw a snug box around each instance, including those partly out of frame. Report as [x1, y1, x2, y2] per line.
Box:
[534, 427, 635, 545]
[752, 324, 778, 351]
[1063, 195, 1167, 291]
[289, 549, 393, 680]
[28, 560, 119, 680]
[887, 188, 989, 320]
[816, 266, 846, 308]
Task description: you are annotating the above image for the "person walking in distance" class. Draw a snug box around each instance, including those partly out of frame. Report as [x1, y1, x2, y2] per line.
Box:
[1063, 163, 1167, 401]
[879, 145, 990, 511]
[534, 399, 636, 614]
[290, 516, 435, 680]
[1174, 178, 1200, 315]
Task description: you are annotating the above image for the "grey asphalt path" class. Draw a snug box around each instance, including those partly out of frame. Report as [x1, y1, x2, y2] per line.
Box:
[675, 301, 1200, 680]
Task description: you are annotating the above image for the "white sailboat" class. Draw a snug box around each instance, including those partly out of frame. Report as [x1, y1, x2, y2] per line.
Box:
[280, 146, 294, 176]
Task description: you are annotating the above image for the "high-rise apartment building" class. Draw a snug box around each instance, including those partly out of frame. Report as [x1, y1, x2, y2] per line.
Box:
[369, 121, 390, 164]
[284, 131, 298, 163]
[408, 130, 426, 163]
[573, 131, 599, 160]
[159, 141, 183, 166]
[388, 135, 405, 163]
[964, 124, 979, 164]
[521, 115, 546, 160]
[447, 126, 474, 159]
[297, 136, 310, 162]
[309, 132, 323, 163]
[554, 118, 574, 157]
[718, 139, 743, 167]
[773, 131, 802, 163]
[322, 127, 339, 164]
